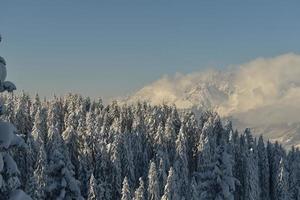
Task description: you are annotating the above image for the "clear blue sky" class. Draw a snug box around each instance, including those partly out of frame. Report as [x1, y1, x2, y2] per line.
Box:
[1, 0, 300, 99]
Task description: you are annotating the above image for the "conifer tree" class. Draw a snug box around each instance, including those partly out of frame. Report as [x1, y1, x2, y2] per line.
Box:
[244, 144, 260, 199]
[148, 161, 160, 200]
[4, 93, 15, 123]
[121, 177, 131, 200]
[161, 167, 178, 200]
[87, 174, 98, 200]
[190, 177, 200, 200]
[157, 158, 168, 196]
[30, 93, 41, 120]
[94, 143, 112, 200]
[62, 112, 80, 177]
[122, 131, 136, 185]
[257, 136, 270, 200]
[134, 177, 145, 200]
[14, 92, 32, 135]
[270, 143, 289, 200]
[288, 147, 300, 200]
[0, 34, 31, 199]
[31, 144, 47, 200]
[32, 107, 47, 148]
[110, 132, 123, 199]
[46, 124, 83, 200]
[275, 158, 289, 200]
[174, 127, 189, 199]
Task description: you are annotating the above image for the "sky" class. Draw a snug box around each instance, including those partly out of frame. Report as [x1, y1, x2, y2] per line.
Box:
[1, 0, 300, 100]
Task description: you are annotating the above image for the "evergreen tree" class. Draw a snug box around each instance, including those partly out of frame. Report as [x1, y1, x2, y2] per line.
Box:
[14, 91, 32, 135]
[77, 109, 94, 198]
[147, 161, 160, 200]
[270, 143, 289, 200]
[94, 143, 112, 200]
[4, 93, 15, 123]
[244, 133, 260, 200]
[257, 136, 270, 200]
[133, 177, 145, 200]
[197, 117, 236, 200]
[110, 132, 123, 199]
[174, 127, 189, 199]
[122, 131, 136, 185]
[288, 147, 300, 200]
[214, 144, 236, 200]
[62, 112, 80, 178]
[87, 173, 98, 200]
[0, 34, 31, 199]
[23, 133, 37, 195]
[275, 158, 289, 200]
[121, 177, 131, 200]
[161, 167, 178, 200]
[32, 107, 47, 147]
[30, 93, 41, 120]
[157, 158, 168, 196]
[190, 177, 200, 200]
[13, 93, 35, 187]
[31, 144, 47, 200]
[46, 124, 83, 200]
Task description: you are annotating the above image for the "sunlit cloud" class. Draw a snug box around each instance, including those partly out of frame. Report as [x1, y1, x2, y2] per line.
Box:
[130, 53, 300, 127]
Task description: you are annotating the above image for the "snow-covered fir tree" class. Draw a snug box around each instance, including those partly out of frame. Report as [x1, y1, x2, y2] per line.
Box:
[288, 147, 300, 200]
[46, 122, 83, 200]
[133, 177, 145, 200]
[173, 127, 189, 199]
[257, 135, 270, 200]
[0, 35, 31, 199]
[161, 167, 178, 200]
[87, 173, 98, 200]
[121, 177, 131, 200]
[243, 129, 260, 200]
[147, 161, 160, 200]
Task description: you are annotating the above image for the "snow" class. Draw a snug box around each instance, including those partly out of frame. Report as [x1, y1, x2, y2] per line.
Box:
[0, 57, 7, 81]
[0, 152, 3, 172]
[3, 81, 17, 92]
[0, 122, 17, 149]
[9, 189, 32, 200]
[3, 153, 20, 175]
[0, 174, 2, 188]
[127, 70, 231, 110]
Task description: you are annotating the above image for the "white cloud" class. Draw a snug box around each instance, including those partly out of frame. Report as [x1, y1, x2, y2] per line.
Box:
[221, 53, 300, 117]
[130, 52, 300, 126]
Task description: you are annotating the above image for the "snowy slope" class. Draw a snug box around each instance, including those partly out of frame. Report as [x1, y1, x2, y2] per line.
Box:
[127, 70, 234, 110]
[127, 53, 300, 148]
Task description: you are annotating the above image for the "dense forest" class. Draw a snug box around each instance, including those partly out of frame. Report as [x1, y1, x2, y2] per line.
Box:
[0, 92, 300, 200]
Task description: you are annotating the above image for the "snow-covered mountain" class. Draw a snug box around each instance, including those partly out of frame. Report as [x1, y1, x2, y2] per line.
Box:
[128, 70, 234, 110]
[127, 53, 300, 148]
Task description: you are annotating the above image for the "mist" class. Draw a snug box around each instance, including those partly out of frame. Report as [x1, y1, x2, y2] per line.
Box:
[131, 53, 300, 127]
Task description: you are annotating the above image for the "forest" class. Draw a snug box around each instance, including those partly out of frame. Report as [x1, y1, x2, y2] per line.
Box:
[1, 93, 300, 200]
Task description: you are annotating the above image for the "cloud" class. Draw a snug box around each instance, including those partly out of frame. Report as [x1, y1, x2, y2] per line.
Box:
[130, 53, 300, 126]
[220, 53, 300, 124]
[131, 69, 233, 109]
[224, 53, 300, 110]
